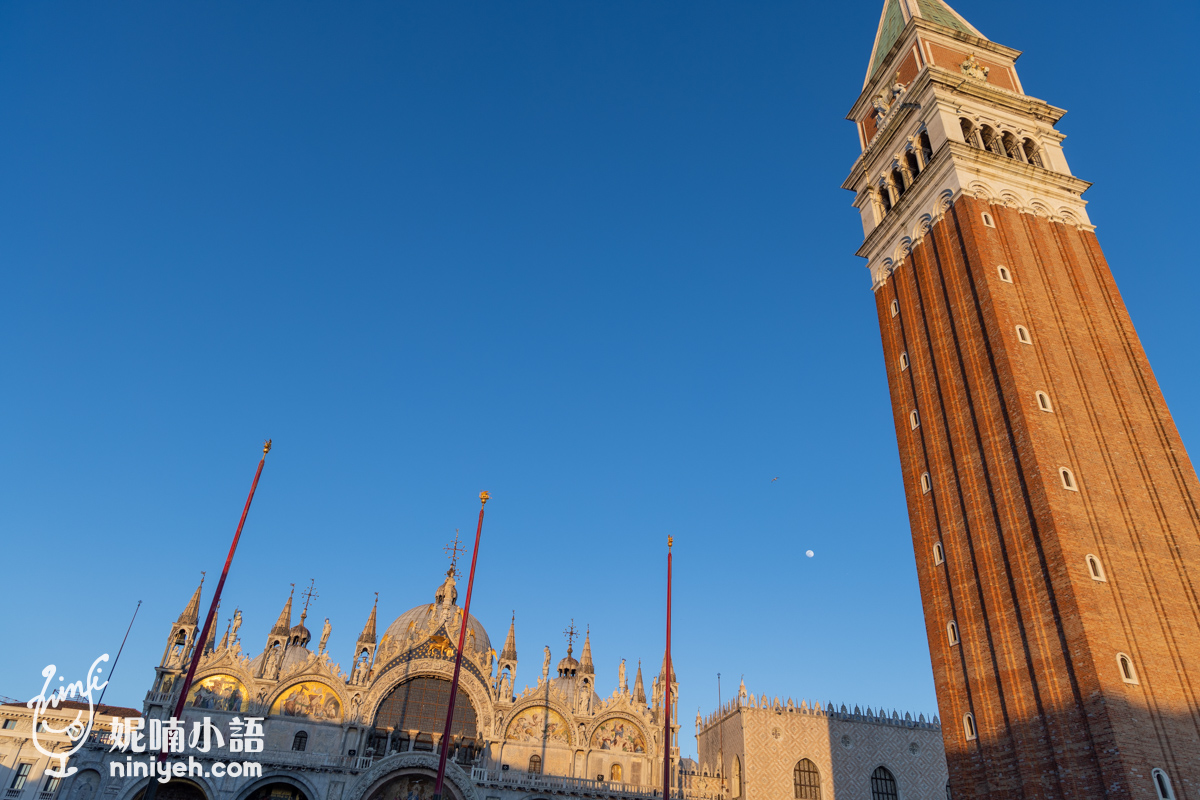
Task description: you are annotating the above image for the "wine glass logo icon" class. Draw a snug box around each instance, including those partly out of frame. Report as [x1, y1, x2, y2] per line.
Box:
[28, 654, 110, 778]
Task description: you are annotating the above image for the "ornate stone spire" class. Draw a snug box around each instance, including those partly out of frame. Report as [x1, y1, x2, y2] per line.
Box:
[270, 585, 295, 637]
[357, 593, 378, 646]
[659, 650, 676, 683]
[579, 626, 594, 675]
[500, 611, 517, 662]
[633, 660, 646, 704]
[202, 601, 221, 653]
[218, 617, 231, 651]
[178, 574, 204, 625]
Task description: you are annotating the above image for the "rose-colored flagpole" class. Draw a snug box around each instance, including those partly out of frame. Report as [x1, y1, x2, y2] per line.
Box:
[432, 491, 489, 800]
[142, 440, 271, 800]
[664, 536, 673, 800]
[171, 440, 272, 722]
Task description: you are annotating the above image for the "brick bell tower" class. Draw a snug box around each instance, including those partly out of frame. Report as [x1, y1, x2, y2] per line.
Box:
[842, 2, 1200, 799]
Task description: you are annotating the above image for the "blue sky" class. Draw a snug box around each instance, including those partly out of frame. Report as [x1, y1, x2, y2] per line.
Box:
[2, 1, 1197, 758]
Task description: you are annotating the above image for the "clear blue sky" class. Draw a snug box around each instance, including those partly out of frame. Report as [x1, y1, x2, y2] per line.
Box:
[2, 1, 1197, 758]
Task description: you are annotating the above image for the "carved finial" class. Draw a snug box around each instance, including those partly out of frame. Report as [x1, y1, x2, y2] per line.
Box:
[480, 490, 490, 505]
[668, 536, 673, 549]
[263, 439, 272, 455]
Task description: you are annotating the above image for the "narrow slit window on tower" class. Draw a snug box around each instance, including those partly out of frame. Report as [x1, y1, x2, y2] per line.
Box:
[933, 542, 945, 565]
[1059, 467, 1079, 491]
[1153, 769, 1176, 800]
[900, 352, 909, 370]
[1016, 325, 1031, 344]
[891, 168, 906, 196]
[1036, 391, 1053, 412]
[1118, 653, 1138, 684]
[997, 265, 1012, 283]
[879, 184, 893, 214]
[1087, 555, 1106, 582]
[947, 621, 959, 645]
[920, 131, 934, 163]
[920, 472, 932, 494]
[890, 299, 900, 317]
[981, 212, 996, 228]
[910, 409, 920, 429]
[906, 150, 921, 179]
[963, 713, 977, 740]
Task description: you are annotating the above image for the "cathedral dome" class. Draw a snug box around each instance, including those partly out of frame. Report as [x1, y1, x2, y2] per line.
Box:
[280, 643, 311, 672]
[380, 570, 492, 657]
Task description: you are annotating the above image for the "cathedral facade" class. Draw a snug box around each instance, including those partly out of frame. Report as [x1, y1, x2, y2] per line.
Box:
[61, 569, 689, 800]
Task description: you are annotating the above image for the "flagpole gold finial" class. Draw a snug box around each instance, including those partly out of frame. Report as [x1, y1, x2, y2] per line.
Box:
[668, 536, 674, 549]
[263, 439, 273, 456]
[480, 491, 490, 506]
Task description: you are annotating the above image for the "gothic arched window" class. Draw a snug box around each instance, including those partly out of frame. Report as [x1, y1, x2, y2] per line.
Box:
[610, 764, 622, 782]
[528, 755, 542, 774]
[732, 757, 742, 799]
[870, 766, 898, 800]
[292, 731, 307, 752]
[793, 758, 821, 799]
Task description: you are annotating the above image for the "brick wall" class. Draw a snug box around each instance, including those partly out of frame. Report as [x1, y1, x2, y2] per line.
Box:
[874, 196, 1200, 800]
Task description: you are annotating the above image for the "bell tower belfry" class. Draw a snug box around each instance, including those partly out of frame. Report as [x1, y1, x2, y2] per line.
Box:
[159, 574, 203, 670]
[843, 1, 1200, 798]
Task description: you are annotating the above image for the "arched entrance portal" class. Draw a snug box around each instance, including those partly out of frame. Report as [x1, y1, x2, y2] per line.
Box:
[371, 677, 480, 764]
[243, 784, 311, 800]
[132, 781, 207, 800]
[366, 773, 455, 800]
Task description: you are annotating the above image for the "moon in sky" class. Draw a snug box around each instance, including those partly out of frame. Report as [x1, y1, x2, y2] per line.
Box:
[805, 550, 814, 558]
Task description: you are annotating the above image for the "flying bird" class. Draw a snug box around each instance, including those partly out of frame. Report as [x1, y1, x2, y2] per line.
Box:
[771, 477, 779, 482]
